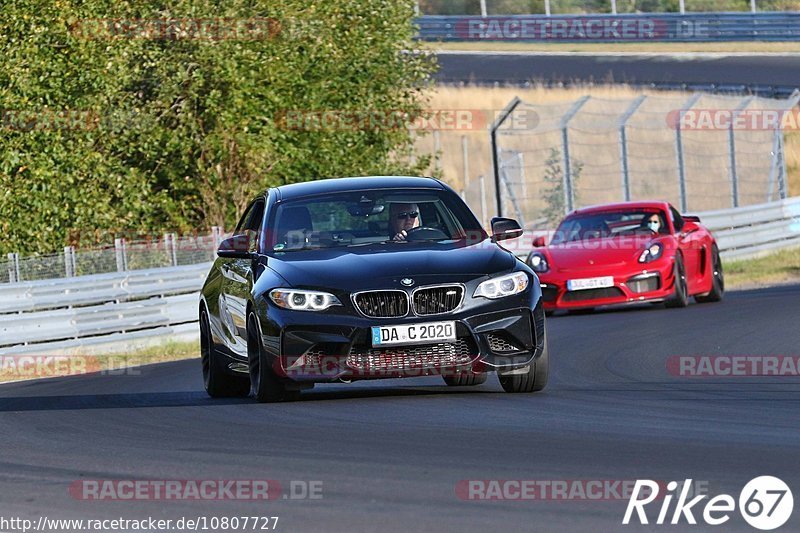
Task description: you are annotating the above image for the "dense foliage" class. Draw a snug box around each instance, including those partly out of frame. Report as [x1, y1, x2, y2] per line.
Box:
[0, 0, 435, 254]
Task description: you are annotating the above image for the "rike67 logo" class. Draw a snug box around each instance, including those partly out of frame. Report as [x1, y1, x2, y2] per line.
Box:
[623, 476, 793, 530]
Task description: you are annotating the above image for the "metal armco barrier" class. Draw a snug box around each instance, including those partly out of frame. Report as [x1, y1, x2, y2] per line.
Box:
[0, 263, 210, 355]
[693, 197, 800, 258]
[415, 13, 800, 42]
[1, 198, 798, 353]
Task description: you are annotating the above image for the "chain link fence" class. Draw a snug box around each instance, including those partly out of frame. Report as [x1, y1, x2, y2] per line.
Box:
[1, 230, 223, 285]
[463, 90, 799, 229]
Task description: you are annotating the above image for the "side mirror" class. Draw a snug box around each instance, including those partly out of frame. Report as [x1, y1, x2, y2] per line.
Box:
[217, 234, 254, 259]
[532, 236, 546, 248]
[491, 217, 523, 242]
[683, 215, 701, 223]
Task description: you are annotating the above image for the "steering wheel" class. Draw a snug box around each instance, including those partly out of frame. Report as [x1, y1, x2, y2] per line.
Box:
[404, 226, 448, 241]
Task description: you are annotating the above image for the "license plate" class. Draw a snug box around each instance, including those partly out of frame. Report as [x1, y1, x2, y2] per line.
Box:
[371, 321, 456, 347]
[567, 276, 615, 291]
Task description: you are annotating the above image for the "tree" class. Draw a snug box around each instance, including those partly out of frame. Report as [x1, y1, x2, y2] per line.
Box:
[0, 0, 436, 254]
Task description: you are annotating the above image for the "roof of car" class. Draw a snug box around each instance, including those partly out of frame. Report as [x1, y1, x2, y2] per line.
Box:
[274, 176, 444, 201]
[569, 201, 671, 216]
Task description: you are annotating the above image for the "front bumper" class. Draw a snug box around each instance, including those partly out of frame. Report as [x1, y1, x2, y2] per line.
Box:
[254, 291, 546, 382]
[538, 258, 675, 311]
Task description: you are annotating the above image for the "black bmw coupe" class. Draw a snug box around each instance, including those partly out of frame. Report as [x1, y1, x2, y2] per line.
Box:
[199, 176, 548, 402]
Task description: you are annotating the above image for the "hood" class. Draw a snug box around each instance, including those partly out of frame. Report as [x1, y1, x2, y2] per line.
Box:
[265, 240, 516, 289]
[545, 235, 661, 272]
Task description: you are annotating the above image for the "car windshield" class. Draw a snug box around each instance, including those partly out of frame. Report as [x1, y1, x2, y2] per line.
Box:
[269, 189, 485, 251]
[551, 209, 668, 244]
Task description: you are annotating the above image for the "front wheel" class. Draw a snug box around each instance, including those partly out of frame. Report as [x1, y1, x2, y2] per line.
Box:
[498, 334, 549, 393]
[248, 313, 299, 403]
[665, 256, 689, 309]
[201, 309, 249, 398]
[696, 245, 724, 303]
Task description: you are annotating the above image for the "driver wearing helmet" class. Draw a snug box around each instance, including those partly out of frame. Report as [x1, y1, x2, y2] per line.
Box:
[389, 202, 421, 241]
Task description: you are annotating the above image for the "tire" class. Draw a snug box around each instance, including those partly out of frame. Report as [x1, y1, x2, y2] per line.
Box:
[499, 333, 549, 393]
[443, 371, 488, 387]
[696, 245, 724, 303]
[247, 313, 299, 403]
[665, 255, 689, 309]
[200, 308, 250, 398]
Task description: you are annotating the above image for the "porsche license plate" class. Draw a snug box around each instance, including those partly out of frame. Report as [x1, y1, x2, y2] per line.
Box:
[567, 276, 615, 291]
[371, 321, 456, 347]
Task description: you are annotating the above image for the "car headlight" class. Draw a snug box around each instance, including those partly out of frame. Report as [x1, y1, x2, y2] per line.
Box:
[638, 243, 663, 263]
[474, 272, 529, 299]
[269, 289, 342, 311]
[527, 252, 549, 273]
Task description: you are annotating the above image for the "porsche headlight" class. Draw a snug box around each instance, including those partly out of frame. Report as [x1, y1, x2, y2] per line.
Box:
[474, 272, 529, 299]
[269, 289, 342, 311]
[638, 243, 663, 263]
[527, 252, 549, 273]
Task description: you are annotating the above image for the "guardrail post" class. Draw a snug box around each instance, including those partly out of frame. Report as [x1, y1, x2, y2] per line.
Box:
[675, 93, 702, 213]
[64, 246, 76, 277]
[165, 233, 178, 267]
[618, 95, 646, 202]
[559, 96, 590, 213]
[777, 130, 788, 200]
[211, 226, 223, 247]
[7, 253, 20, 284]
[114, 238, 128, 272]
[728, 96, 753, 208]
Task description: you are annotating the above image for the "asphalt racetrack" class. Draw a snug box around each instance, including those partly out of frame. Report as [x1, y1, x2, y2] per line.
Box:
[1, 284, 799, 532]
[436, 51, 800, 91]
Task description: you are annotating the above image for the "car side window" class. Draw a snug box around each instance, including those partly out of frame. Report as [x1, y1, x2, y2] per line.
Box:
[234, 202, 256, 235]
[246, 200, 265, 233]
[670, 206, 684, 233]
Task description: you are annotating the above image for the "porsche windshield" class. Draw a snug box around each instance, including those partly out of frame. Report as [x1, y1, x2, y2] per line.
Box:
[269, 189, 485, 251]
[552, 209, 668, 244]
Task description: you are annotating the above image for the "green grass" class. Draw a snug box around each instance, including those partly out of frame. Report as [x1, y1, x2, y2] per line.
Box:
[725, 246, 800, 289]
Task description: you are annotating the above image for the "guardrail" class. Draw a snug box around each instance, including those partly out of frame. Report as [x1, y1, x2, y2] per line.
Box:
[416, 13, 800, 42]
[0, 263, 210, 355]
[1, 198, 798, 354]
[693, 197, 800, 258]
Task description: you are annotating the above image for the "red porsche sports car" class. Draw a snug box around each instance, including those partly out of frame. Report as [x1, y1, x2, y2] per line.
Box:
[525, 201, 724, 312]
